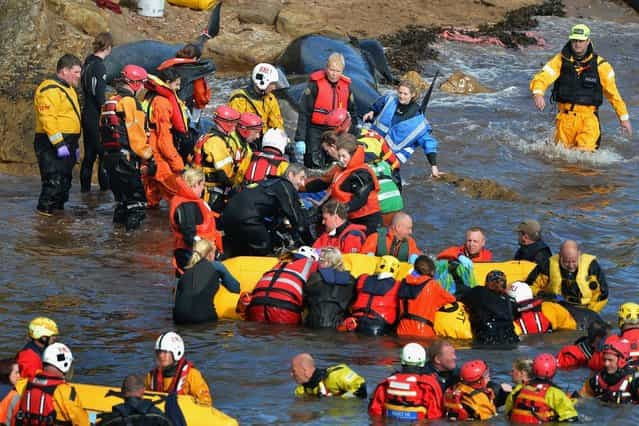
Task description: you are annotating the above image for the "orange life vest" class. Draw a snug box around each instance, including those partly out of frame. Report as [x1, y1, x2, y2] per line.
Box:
[351, 274, 400, 325]
[156, 57, 197, 70]
[382, 373, 433, 421]
[509, 382, 557, 423]
[444, 383, 493, 421]
[309, 70, 351, 126]
[244, 149, 287, 185]
[437, 245, 493, 262]
[516, 299, 552, 335]
[397, 275, 454, 337]
[250, 257, 316, 313]
[14, 373, 65, 426]
[144, 75, 189, 134]
[330, 146, 380, 219]
[149, 358, 193, 394]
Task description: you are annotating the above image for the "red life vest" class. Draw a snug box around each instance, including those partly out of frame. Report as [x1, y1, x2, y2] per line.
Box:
[244, 149, 287, 185]
[590, 370, 637, 404]
[168, 177, 222, 252]
[516, 299, 552, 335]
[149, 358, 193, 394]
[351, 274, 400, 325]
[330, 146, 380, 219]
[99, 95, 130, 152]
[313, 223, 367, 254]
[622, 328, 639, 360]
[250, 257, 317, 313]
[144, 75, 189, 134]
[509, 382, 557, 423]
[382, 373, 432, 421]
[15, 373, 65, 426]
[309, 70, 351, 126]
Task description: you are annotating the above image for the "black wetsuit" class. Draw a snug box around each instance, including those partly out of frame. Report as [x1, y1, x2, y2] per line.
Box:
[460, 286, 519, 345]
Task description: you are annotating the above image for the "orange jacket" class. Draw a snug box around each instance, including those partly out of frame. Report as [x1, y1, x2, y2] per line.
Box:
[330, 146, 380, 219]
[361, 229, 421, 261]
[148, 96, 184, 181]
[437, 245, 493, 262]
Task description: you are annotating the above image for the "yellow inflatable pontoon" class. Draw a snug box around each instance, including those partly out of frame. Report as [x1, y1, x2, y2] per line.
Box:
[168, 0, 217, 10]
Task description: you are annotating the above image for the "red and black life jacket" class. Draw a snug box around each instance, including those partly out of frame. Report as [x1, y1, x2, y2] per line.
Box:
[351, 274, 400, 325]
[149, 358, 193, 394]
[516, 299, 552, 335]
[243, 149, 287, 185]
[590, 369, 638, 404]
[14, 373, 65, 426]
[250, 257, 316, 313]
[509, 382, 557, 424]
[99, 95, 130, 152]
[309, 70, 351, 126]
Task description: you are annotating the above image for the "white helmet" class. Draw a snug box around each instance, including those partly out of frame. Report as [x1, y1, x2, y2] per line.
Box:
[262, 128, 289, 154]
[401, 343, 426, 367]
[252, 63, 279, 92]
[508, 281, 534, 303]
[43, 343, 73, 374]
[295, 246, 319, 261]
[155, 331, 185, 362]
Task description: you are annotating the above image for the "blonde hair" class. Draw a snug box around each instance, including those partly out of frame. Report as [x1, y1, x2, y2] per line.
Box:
[185, 239, 215, 269]
[398, 79, 419, 101]
[319, 247, 345, 271]
[182, 167, 204, 189]
[326, 53, 345, 70]
[513, 359, 533, 378]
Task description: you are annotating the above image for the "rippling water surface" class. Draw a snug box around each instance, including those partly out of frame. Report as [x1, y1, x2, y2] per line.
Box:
[1, 16, 638, 425]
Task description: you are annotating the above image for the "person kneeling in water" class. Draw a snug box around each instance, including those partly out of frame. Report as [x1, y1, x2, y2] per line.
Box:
[145, 332, 211, 405]
[173, 239, 240, 324]
[291, 353, 366, 398]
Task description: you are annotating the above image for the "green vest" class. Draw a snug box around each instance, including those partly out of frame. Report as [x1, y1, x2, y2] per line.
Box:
[376, 227, 409, 261]
[369, 161, 403, 214]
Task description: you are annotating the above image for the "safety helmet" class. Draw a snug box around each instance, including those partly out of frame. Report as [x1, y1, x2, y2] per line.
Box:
[252, 63, 279, 92]
[121, 64, 148, 92]
[155, 331, 185, 362]
[325, 108, 351, 134]
[28, 317, 59, 340]
[237, 113, 263, 139]
[460, 360, 489, 384]
[569, 24, 591, 41]
[617, 302, 639, 329]
[485, 270, 507, 293]
[213, 105, 240, 135]
[43, 343, 73, 374]
[262, 128, 288, 154]
[602, 335, 630, 369]
[532, 353, 557, 380]
[508, 281, 533, 303]
[375, 255, 400, 279]
[400, 343, 426, 367]
[295, 246, 319, 261]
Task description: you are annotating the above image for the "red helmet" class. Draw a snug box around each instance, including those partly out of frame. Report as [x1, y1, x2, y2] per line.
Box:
[325, 108, 351, 134]
[121, 64, 148, 92]
[460, 360, 488, 385]
[214, 105, 240, 135]
[602, 335, 630, 368]
[237, 112, 263, 139]
[532, 353, 557, 380]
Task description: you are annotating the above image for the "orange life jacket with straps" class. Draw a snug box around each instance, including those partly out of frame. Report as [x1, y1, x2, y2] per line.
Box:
[309, 70, 351, 126]
[509, 382, 557, 424]
[444, 383, 493, 421]
[143, 75, 189, 134]
[243, 149, 287, 185]
[250, 257, 316, 313]
[330, 146, 380, 219]
[382, 373, 434, 421]
[351, 274, 400, 325]
[149, 358, 193, 394]
[14, 373, 65, 426]
[516, 299, 552, 335]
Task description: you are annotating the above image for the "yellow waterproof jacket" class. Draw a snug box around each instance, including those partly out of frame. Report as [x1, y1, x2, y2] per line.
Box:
[15, 378, 89, 426]
[115, 95, 152, 160]
[505, 382, 578, 422]
[226, 132, 253, 187]
[444, 382, 496, 420]
[530, 50, 629, 121]
[199, 133, 235, 189]
[144, 366, 212, 406]
[34, 78, 81, 145]
[295, 364, 366, 398]
[228, 88, 284, 132]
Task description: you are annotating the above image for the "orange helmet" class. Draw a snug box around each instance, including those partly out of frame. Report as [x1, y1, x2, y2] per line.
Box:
[460, 360, 489, 385]
[602, 335, 631, 368]
[121, 64, 148, 92]
[213, 105, 240, 135]
[237, 113, 263, 139]
[532, 353, 557, 380]
[325, 108, 351, 134]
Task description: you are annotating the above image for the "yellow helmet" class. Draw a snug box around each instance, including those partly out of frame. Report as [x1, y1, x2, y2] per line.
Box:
[618, 303, 639, 329]
[28, 317, 59, 340]
[375, 255, 400, 279]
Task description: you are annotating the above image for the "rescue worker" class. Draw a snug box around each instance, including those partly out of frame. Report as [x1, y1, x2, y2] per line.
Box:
[243, 128, 290, 185]
[369, 343, 444, 421]
[295, 53, 358, 168]
[245, 246, 318, 324]
[530, 239, 608, 312]
[14, 343, 89, 426]
[421, 339, 459, 393]
[100, 64, 151, 231]
[291, 353, 366, 398]
[556, 320, 610, 370]
[304, 247, 355, 329]
[444, 360, 496, 421]
[228, 63, 285, 133]
[222, 164, 312, 257]
[530, 24, 632, 151]
[0, 359, 20, 425]
[346, 255, 402, 336]
[437, 226, 493, 262]
[578, 335, 639, 403]
[193, 105, 241, 213]
[311, 200, 367, 254]
[616, 302, 639, 362]
[174, 238, 240, 324]
[396, 255, 456, 338]
[460, 270, 519, 345]
[169, 168, 222, 275]
[505, 353, 578, 423]
[80, 32, 112, 192]
[236, 112, 262, 153]
[513, 219, 552, 266]
[16, 317, 58, 380]
[34, 54, 82, 216]
[97, 375, 171, 426]
[363, 79, 441, 178]
[495, 359, 533, 407]
[360, 212, 421, 262]
[142, 69, 186, 207]
[145, 332, 212, 405]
